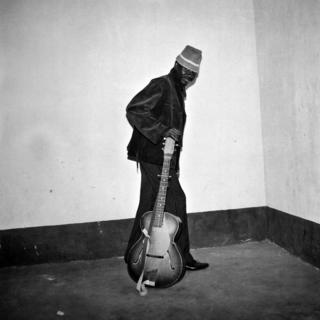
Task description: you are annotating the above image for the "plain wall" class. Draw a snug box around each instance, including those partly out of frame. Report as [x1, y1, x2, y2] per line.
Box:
[0, 0, 265, 229]
[254, 0, 320, 223]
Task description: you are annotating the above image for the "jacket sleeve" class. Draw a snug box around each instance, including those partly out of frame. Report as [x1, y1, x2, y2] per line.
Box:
[126, 79, 170, 144]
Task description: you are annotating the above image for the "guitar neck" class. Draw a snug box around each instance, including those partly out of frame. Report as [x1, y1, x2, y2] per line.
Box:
[152, 157, 171, 227]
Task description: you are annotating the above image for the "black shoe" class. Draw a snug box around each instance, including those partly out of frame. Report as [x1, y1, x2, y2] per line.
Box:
[185, 260, 209, 271]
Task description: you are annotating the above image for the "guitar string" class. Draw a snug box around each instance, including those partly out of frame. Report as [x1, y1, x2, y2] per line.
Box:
[152, 157, 171, 227]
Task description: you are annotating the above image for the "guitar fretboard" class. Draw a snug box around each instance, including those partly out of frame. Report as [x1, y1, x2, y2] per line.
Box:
[152, 157, 171, 227]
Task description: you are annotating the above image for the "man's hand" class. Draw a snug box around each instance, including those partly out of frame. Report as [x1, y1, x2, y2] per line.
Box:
[165, 128, 182, 141]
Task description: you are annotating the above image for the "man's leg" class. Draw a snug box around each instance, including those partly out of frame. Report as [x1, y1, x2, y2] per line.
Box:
[125, 162, 208, 270]
[124, 162, 190, 262]
[166, 168, 209, 270]
[165, 168, 191, 263]
[124, 162, 160, 263]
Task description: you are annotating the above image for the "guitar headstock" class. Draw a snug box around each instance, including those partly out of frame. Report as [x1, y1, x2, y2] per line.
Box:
[163, 137, 175, 159]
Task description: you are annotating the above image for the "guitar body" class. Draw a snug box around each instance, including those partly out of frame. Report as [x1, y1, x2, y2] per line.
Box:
[127, 210, 185, 288]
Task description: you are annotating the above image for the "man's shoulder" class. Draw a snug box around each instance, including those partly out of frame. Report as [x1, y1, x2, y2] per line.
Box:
[150, 74, 172, 84]
[129, 74, 172, 104]
[148, 74, 173, 90]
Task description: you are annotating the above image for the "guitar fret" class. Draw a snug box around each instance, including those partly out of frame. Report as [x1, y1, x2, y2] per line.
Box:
[151, 143, 174, 227]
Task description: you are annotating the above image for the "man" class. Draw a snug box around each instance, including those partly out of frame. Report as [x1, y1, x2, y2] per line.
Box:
[124, 45, 208, 271]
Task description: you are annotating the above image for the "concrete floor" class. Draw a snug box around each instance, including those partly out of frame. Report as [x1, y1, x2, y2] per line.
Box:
[1, 241, 320, 320]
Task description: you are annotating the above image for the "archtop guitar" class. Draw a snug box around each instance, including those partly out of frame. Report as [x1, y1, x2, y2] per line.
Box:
[126, 137, 185, 295]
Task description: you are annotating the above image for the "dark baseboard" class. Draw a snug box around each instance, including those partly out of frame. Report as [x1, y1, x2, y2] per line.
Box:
[0, 206, 319, 269]
[267, 207, 320, 268]
[188, 206, 268, 247]
[0, 207, 268, 268]
[0, 219, 133, 267]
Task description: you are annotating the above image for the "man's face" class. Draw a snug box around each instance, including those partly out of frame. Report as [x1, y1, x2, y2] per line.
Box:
[175, 63, 197, 87]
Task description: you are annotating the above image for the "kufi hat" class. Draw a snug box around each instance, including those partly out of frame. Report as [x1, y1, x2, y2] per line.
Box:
[176, 45, 202, 73]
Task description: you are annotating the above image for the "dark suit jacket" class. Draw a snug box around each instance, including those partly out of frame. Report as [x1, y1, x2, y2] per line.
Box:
[126, 69, 186, 168]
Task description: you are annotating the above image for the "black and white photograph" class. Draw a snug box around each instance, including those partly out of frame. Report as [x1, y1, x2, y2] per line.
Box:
[0, 0, 320, 319]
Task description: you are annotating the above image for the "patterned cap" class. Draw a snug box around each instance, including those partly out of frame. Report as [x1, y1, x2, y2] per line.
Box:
[176, 45, 202, 73]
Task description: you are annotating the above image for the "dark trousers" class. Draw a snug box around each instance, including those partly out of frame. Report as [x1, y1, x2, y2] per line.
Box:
[124, 161, 192, 264]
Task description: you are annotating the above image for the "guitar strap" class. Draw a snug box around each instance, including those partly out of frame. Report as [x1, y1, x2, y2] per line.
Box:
[136, 228, 155, 296]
